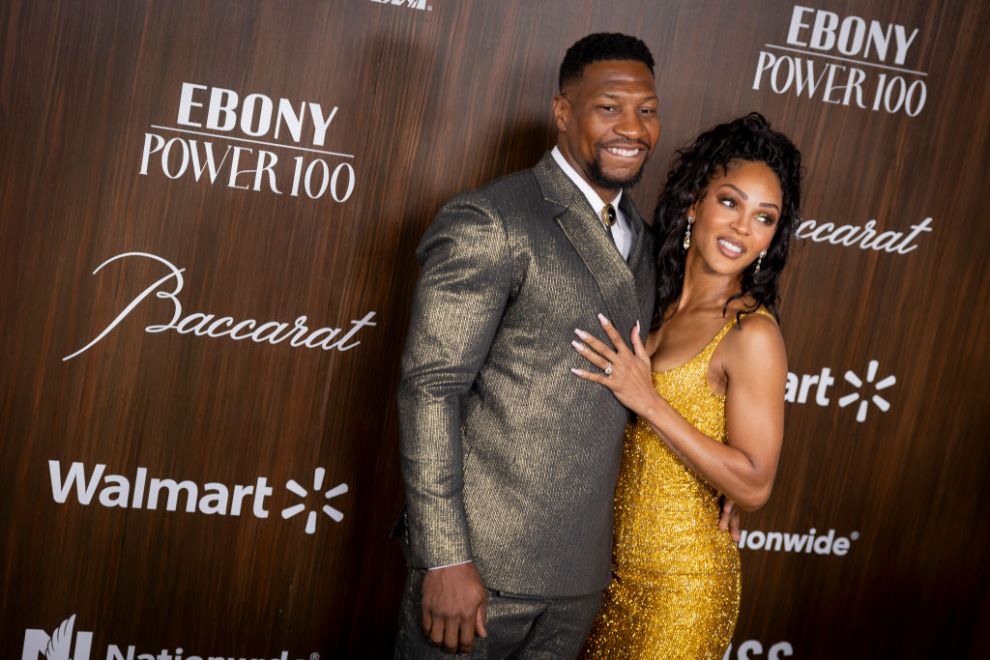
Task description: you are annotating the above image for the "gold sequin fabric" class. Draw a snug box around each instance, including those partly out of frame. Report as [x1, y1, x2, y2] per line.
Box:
[583, 312, 770, 659]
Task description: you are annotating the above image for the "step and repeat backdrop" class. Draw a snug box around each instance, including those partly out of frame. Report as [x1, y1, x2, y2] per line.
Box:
[3, 0, 989, 657]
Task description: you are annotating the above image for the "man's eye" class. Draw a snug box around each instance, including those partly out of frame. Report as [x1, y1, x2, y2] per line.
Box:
[599, 105, 618, 112]
[639, 107, 657, 115]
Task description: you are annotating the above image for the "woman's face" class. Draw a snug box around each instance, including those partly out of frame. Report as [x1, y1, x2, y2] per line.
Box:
[687, 159, 783, 276]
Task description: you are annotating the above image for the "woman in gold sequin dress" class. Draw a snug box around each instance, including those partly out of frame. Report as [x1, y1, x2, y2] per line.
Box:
[571, 113, 803, 659]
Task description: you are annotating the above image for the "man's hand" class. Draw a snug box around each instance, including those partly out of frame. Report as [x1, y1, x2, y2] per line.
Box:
[719, 497, 742, 543]
[421, 562, 488, 654]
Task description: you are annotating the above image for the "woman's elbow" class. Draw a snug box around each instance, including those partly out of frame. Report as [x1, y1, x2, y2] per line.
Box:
[737, 482, 773, 512]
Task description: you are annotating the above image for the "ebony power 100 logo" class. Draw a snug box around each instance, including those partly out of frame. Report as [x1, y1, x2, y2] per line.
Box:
[753, 5, 927, 116]
[140, 82, 355, 202]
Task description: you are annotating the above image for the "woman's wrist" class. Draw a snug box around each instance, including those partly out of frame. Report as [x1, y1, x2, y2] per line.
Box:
[641, 394, 672, 430]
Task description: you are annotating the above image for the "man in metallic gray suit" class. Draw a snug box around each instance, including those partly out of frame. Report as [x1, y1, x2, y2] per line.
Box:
[396, 34, 661, 657]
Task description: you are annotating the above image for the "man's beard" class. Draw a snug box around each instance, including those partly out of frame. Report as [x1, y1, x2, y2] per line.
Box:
[588, 157, 645, 191]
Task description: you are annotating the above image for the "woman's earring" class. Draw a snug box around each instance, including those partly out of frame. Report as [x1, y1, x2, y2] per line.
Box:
[683, 217, 694, 250]
[755, 249, 767, 273]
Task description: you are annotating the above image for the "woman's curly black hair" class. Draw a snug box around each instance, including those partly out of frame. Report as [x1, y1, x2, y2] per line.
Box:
[652, 112, 803, 329]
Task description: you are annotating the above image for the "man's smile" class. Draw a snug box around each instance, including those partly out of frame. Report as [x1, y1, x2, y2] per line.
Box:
[599, 141, 649, 162]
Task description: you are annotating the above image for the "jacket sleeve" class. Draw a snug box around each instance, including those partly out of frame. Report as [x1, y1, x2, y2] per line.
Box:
[397, 194, 513, 568]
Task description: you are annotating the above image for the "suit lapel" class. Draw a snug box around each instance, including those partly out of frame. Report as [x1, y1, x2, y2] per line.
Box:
[533, 153, 643, 335]
[620, 194, 645, 267]
[619, 194, 656, 329]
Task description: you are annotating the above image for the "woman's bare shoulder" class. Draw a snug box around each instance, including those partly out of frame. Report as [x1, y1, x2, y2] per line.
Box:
[723, 309, 786, 366]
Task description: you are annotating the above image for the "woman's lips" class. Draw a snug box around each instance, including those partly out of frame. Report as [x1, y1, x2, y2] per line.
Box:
[717, 237, 745, 259]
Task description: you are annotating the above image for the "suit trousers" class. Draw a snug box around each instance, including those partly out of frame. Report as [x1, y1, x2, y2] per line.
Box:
[394, 569, 603, 659]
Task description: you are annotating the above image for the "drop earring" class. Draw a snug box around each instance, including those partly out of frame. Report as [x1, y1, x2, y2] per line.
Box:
[683, 216, 694, 250]
[755, 249, 767, 273]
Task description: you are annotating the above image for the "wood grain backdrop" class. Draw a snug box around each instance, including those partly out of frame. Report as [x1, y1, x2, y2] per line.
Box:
[2, 0, 988, 657]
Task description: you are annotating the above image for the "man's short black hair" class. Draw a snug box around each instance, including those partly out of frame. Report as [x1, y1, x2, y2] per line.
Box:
[558, 33, 655, 91]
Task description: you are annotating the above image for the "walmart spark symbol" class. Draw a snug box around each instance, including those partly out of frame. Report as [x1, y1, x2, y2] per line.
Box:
[281, 468, 348, 534]
[838, 360, 896, 423]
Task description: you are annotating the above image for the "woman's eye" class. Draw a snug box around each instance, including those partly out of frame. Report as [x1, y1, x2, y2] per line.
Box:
[757, 213, 777, 225]
[719, 197, 736, 208]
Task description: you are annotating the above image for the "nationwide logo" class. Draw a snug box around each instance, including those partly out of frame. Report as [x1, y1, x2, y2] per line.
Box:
[23, 614, 310, 660]
[369, 0, 432, 11]
[723, 640, 794, 660]
[23, 614, 93, 660]
[786, 360, 896, 423]
[140, 82, 354, 202]
[738, 528, 859, 556]
[753, 5, 927, 116]
[48, 460, 348, 536]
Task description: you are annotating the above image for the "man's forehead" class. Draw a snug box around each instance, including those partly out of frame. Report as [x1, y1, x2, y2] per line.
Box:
[566, 59, 655, 93]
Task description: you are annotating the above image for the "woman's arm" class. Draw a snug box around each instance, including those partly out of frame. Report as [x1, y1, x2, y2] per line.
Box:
[571, 313, 786, 511]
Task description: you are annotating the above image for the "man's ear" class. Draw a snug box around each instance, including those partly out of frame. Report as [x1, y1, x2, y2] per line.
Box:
[552, 94, 570, 134]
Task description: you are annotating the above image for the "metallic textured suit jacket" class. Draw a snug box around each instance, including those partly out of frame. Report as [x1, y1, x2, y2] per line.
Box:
[398, 152, 656, 597]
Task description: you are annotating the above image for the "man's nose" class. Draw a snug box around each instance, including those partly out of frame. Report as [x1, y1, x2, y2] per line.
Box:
[614, 109, 647, 141]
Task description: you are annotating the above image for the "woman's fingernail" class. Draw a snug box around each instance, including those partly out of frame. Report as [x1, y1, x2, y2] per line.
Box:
[575, 328, 589, 339]
[571, 340, 584, 351]
[597, 313, 609, 325]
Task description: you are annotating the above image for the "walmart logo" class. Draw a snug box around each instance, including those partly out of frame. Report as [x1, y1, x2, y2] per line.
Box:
[837, 360, 896, 422]
[48, 460, 348, 536]
[281, 467, 349, 535]
[785, 359, 896, 423]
